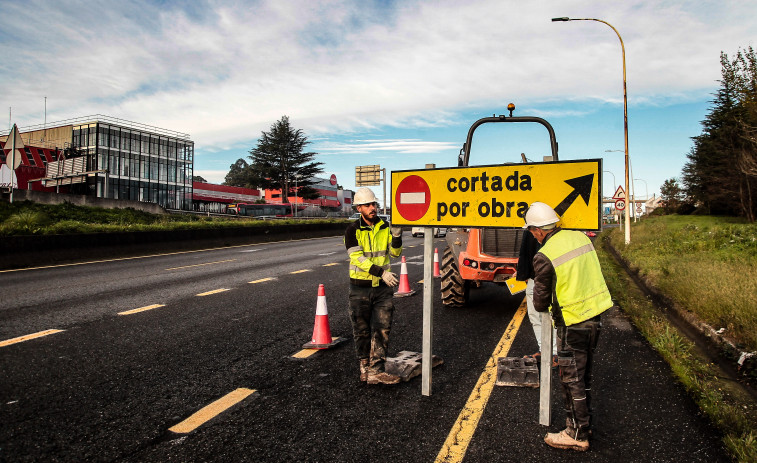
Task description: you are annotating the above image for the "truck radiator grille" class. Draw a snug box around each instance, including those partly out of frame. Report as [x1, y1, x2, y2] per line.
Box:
[480, 228, 523, 258]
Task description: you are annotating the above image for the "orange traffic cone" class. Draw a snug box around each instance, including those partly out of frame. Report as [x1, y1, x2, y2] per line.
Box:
[433, 248, 441, 278]
[303, 284, 344, 349]
[394, 256, 417, 297]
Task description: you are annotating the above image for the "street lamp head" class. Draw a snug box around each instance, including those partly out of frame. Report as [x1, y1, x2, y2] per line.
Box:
[551, 17, 570, 22]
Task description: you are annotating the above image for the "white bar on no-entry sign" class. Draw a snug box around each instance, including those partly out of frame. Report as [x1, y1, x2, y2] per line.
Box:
[400, 192, 426, 204]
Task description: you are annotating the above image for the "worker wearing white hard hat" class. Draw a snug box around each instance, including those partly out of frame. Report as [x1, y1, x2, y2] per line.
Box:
[344, 187, 404, 385]
[525, 202, 614, 452]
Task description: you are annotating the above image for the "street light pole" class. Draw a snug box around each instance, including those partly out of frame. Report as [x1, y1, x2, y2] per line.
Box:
[634, 178, 648, 217]
[603, 170, 616, 196]
[553, 17, 631, 244]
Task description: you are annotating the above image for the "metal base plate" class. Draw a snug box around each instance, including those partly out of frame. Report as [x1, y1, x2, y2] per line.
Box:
[393, 290, 417, 298]
[385, 350, 443, 382]
[302, 336, 347, 349]
[496, 356, 539, 387]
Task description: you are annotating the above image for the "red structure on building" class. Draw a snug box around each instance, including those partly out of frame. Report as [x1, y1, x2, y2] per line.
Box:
[0, 140, 62, 193]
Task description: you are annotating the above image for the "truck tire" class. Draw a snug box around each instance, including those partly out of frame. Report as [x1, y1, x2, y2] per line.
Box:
[440, 246, 468, 308]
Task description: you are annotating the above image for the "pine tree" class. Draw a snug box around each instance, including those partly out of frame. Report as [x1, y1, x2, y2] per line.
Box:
[682, 48, 757, 221]
[248, 116, 323, 203]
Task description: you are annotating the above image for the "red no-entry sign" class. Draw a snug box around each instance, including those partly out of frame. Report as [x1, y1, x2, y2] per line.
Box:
[395, 175, 431, 221]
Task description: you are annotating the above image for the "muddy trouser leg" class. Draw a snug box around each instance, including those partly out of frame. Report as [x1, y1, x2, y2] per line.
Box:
[556, 317, 601, 440]
[369, 285, 395, 372]
[348, 285, 373, 363]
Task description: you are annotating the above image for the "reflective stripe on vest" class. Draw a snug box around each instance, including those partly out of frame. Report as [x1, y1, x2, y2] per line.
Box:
[539, 230, 613, 325]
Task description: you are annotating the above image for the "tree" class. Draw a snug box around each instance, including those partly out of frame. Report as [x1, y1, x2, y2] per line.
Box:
[659, 178, 683, 214]
[223, 158, 253, 188]
[682, 47, 757, 221]
[247, 116, 323, 203]
[192, 175, 208, 183]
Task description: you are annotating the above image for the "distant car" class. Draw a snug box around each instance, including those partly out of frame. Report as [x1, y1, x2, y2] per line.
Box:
[584, 230, 597, 238]
[411, 227, 447, 238]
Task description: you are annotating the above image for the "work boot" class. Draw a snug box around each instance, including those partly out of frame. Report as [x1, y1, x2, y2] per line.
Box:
[366, 370, 400, 385]
[544, 429, 589, 451]
[359, 359, 370, 382]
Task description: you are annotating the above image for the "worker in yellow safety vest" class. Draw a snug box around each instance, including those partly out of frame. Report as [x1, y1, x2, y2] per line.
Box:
[524, 201, 614, 452]
[344, 187, 403, 385]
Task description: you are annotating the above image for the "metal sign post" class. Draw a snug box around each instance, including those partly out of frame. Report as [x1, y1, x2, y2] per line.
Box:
[539, 312, 553, 425]
[422, 230, 434, 396]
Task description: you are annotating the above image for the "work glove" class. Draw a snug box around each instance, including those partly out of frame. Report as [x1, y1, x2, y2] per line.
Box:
[381, 271, 399, 287]
[390, 226, 403, 238]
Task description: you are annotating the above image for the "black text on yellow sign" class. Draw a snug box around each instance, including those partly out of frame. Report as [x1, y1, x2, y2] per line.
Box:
[390, 160, 602, 230]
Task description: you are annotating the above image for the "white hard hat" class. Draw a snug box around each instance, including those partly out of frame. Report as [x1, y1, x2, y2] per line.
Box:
[353, 187, 378, 206]
[522, 202, 560, 229]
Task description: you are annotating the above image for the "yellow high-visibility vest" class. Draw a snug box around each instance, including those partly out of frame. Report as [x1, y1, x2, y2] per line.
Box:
[345, 218, 402, 287]
[539, 230, 613, 325]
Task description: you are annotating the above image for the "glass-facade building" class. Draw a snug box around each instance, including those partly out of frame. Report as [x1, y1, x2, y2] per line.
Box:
[72, 118, 194, 210]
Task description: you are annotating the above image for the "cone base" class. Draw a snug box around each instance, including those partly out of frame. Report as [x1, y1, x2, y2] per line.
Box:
[302, 336, 347, 350]
[393, 289, 417, 298]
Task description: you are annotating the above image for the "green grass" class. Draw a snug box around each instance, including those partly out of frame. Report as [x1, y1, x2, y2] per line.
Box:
[597, 236, 757, 462]
[607, 215, 757, 353]
[0, 201, 346, 236]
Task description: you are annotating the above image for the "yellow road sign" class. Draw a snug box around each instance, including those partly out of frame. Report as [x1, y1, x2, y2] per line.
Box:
[391, 159, 602, 229]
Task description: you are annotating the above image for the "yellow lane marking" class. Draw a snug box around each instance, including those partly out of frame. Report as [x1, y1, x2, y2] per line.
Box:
[118, 304, 166, 316]
[169, 388, 256, 434]
[291, 349, 319, 359]
[196, 288, 230, 296]
[249, 277, 274, 284]
[0, 236, 340, 274]
[165, 259, 236, 271]
[1, 329, 65, 348]
[408, 245, 416, 248]
[435, 302, 527, 463]
[290, 269, 311, 274]
[291, 337, 341, 358]
[323, 263, 340, 267]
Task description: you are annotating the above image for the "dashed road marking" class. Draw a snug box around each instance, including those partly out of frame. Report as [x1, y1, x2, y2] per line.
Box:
[323, 263, 340, 267]
[249, 277, 275, 284]
[290, 269, 311, 274]
[169, 388, 257, 434]
[166, 259, 236, 271]
[196, 288, 231, 296]
[1, 329, 65, 348]
[435, 301, 527, 463]
[291, 348, 319, 359]
[118, 304, 166, 316]
[291, 337, 342, 359]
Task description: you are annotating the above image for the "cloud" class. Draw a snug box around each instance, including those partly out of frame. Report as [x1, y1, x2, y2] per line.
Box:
[1, 0, 755, 151]
[318, 138, 459, 154]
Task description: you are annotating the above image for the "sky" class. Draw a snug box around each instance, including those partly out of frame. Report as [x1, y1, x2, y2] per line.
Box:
[1, 0, 755, 207]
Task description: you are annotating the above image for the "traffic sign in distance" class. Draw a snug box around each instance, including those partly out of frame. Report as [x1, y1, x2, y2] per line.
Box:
[615, 199, 626, 211]
[612, 185, 626, 200]
[391, 159, 602, 230]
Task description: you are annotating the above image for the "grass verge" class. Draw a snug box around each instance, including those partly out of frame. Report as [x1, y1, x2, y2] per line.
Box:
[597, 233, 757, 462]
[607, 215, 757, 354]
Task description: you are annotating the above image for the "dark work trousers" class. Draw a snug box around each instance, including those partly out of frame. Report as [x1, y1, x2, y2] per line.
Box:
[348, 283, 395, 372]
[556, 315, 602, 441]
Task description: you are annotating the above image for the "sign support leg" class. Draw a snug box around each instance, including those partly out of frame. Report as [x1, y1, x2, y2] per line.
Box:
[539, 311, 552, 425]
[422, 229, 434, 396]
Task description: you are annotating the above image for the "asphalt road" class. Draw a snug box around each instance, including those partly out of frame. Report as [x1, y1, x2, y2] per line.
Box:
[1, 234, 729, 462]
